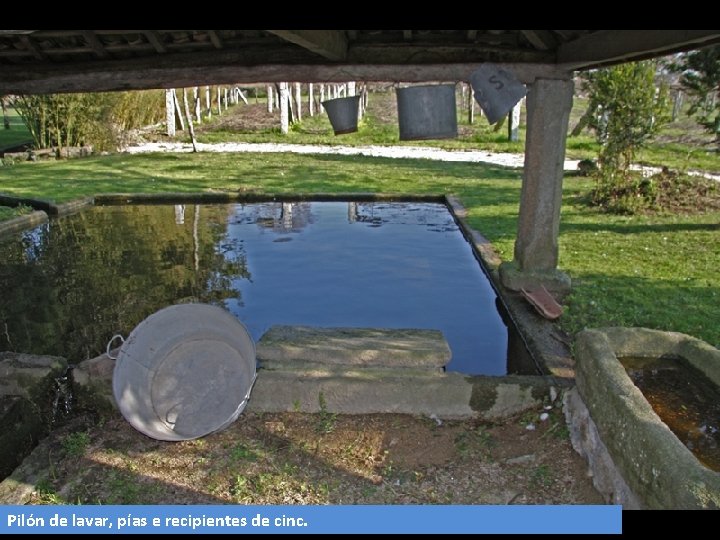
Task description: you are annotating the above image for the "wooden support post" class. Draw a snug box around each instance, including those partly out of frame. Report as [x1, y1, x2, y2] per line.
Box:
[172, 89, 185, 131]
[308, 83, 314, 116]
[267, 85, 273, 113]
[358, 83, 365, 120]
[193, 87, 201, 124]
[499, 78, 574, 294]
[467, 84, 474, 125]
[294, 82, 302, 122]
[507, 99, 522, 142]
[205, 86, 212, 119]
[165, 89, 176, 137]
[279, 82, 289, 134]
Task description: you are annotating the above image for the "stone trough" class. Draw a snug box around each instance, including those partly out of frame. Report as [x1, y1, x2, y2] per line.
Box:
[565, 327, 720, 509]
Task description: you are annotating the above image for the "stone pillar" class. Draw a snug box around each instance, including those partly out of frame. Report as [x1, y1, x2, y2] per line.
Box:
[499, 78, 574, 294]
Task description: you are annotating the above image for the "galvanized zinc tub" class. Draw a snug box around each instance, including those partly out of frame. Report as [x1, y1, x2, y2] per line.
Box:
[322, 95, 361, 135]
[112, 304, 256, 441]
[396, 84, 457, 141]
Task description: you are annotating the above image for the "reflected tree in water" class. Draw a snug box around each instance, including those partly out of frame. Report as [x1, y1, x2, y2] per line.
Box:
[0, 205, 249, 362]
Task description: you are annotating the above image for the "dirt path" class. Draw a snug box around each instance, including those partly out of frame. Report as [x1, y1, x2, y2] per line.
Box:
[23, 407, 603, 506]
[124, 141, 559, 168]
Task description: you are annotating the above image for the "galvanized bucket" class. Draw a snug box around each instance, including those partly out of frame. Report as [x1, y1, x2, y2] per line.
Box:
[396, 84, 457, 141]
[322, 95, 361, 135]
[469, 64, 527, 125]
[111, 304, 256, 441]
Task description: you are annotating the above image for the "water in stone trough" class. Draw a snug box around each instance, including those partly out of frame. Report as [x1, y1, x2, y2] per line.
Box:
[623, 356, 720, 472]
[0, 201, 535, 375]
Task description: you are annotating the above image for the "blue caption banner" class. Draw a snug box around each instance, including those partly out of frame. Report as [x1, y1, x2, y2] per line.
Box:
[1, 505, 621, 534]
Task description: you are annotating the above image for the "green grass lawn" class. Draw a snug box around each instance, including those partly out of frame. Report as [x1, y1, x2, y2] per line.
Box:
[1, 151, 718, 350]
[0, 107, 32, 150]
[0, 206, 20, 220]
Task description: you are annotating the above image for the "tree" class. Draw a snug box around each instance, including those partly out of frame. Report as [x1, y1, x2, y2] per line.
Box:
[1, 96, 9, 129]
[670, 45, 720, 149]
[182, 88, 198, 152]
[14, 91, 164, 152]
[582, 61, 670, 208]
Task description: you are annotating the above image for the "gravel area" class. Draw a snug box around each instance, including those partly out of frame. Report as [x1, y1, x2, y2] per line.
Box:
[123, 141, 579, 170]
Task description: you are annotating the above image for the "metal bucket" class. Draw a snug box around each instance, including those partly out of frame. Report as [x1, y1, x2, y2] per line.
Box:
[396, 84, 457, 141]
[111, 304, 256, 441]
[469, 64, 527, 125]
[322, 95, 361, 135]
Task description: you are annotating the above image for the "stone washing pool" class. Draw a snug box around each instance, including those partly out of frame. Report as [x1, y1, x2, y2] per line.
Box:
[0, 201, 534, 375]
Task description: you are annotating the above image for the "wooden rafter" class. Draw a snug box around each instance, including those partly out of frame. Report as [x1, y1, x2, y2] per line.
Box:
[208, 30, 223, 49]
[143, 31, 167, 54]
[20, 35, 47, 61]
[81, 30, 109, 59]
[265, 30, 348, 61]
[520, 30, 556, 51]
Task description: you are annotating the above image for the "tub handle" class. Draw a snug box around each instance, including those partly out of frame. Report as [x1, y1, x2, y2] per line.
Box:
[106, 334, 125, 360]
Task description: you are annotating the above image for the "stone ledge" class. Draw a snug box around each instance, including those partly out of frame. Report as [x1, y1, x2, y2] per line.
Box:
[248, 368, 473, 417]
[74, 349, 554, 421]
[0, 210, 48, 237]
[257, 326, 451, 370]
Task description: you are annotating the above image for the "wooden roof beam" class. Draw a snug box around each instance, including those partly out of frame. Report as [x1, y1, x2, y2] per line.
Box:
[0, 60, 571, 95]
[558, 29, 720, 70]
[265, 30, 348, 61]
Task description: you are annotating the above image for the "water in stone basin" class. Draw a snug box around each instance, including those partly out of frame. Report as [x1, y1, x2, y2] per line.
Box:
[0, 201, 535, 375]
[622, 356, 720, 472]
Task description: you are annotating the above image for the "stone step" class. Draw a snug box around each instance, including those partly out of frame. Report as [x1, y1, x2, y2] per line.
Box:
[256, 326, 451, 371]
[248, 368, 472, 417]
